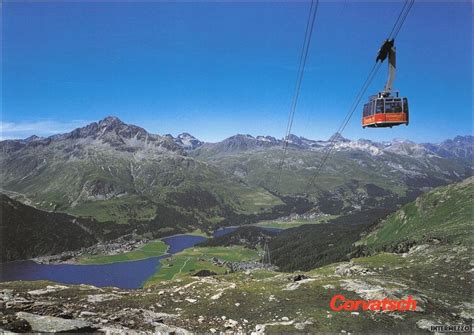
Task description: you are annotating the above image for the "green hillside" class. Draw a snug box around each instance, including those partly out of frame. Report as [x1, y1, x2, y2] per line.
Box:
[359, 177, 473, 250]
[0, 140, 283, 228]
[193, 145, 470, 215]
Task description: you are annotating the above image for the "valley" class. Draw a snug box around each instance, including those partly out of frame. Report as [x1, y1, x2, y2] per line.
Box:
[1, 178, 473, 332]
[0, 117, 472, 333]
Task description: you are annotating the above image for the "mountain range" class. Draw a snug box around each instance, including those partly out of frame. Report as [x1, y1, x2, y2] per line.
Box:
[5, 116, 471, 159]
[1, 116, 472, 236]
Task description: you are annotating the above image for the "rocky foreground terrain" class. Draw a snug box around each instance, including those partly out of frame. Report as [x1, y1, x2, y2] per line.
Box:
[1, 242, 472, 334]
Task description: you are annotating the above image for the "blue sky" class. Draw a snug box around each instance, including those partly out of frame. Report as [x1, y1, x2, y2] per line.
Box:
[2, 0, 472, 142]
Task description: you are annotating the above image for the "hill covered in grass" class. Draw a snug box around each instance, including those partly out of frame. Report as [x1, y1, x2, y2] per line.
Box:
[270, 177, 473, 272]
[357, 177, 473, 252]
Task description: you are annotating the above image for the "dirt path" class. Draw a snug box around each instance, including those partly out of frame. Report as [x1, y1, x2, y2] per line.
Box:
[179, 257, 190, 274]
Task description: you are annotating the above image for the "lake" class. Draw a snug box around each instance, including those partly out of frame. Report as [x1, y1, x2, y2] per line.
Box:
[0, 227, 280, 289]
[0, 256, 164, 289]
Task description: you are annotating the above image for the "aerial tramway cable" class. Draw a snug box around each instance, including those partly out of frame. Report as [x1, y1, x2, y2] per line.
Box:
[391, 0, 415, 39]
[307, 62, 383, 188]
[306, 0, 415, 191]
[275, 0, 320, 192]
[387, 0, 409, 40]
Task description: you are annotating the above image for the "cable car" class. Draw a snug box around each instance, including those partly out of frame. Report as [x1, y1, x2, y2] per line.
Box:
[362, 39, 409, 128]
[362, 92, 409, 128]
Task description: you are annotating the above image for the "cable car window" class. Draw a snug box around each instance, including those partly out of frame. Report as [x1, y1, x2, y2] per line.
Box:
[376, 100, 384, 114]
[385, 100, 402, 113]
[370, 101, 376, 115]
[403, 98, 409, 113]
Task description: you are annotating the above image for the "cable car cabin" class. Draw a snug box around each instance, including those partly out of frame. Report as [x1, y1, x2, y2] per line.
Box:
[362, 92, 409, 128]
[363, 39, 410, 128]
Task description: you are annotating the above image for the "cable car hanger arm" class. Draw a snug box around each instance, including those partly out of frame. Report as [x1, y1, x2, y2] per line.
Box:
[376, 39, 396, 96]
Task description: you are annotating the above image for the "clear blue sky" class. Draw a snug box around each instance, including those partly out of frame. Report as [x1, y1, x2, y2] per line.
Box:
[2, 0, 472, 142]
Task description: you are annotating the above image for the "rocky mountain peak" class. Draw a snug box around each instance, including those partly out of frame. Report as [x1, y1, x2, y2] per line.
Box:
[24, 135, 43, 142]
[256, 135, 278, 144]
[391, 138, 415, 144]
[286, 134, 304, 146]
[97, 116, 125, 129]
[176, 132, 203, 150]
[452, 135, 473, 144]
[328, 132, 349, 143]
[21, 116, 184, 154]
[63, 116, 150, 142]
[177, 132, 193, 139]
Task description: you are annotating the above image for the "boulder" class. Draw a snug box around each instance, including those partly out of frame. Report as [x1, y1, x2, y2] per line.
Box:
[289, 274, 309, 282]
[334, 262, 374, 276]
[28, 285, 68, 296]
[193, 269, 217, 277]
[0, 289, 14, 302]
[1, 315, 32, 333]
[16, 312, 97, 333]
[87, 293, 121, 303]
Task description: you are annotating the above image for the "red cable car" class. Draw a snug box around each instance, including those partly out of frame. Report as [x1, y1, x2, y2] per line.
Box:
[362, 92, 409, 128]
[362, 39, 409, 128]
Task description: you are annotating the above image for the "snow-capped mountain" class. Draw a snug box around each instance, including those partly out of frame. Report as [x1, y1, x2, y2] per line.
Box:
[175, 133, 203, 150]
[3, 116, 472, 162]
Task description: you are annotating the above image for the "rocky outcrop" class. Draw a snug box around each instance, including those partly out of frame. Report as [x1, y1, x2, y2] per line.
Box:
[193, 270, 218, 277]
[16, 312, 96, 333]
[0, 285, 191, 334]
[334, 262, 375, 276]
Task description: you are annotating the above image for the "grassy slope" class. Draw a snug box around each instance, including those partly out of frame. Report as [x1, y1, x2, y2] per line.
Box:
[359, 177, 473, 249]
[254, 214, 338, 229]
[67, 195, 158, 224]
[0, 144, 283, 227]
[136, 242, 470, 333]
[194, 146, 469, 198]
[144, 246, 260, 285]
[65, 171, 283, 225]
[79, 240, 168, 264]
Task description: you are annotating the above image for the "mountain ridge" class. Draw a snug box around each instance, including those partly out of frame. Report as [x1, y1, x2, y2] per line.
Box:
[3, 116, 472, 160]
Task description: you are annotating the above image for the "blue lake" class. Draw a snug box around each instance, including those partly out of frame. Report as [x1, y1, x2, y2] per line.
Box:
[0, 256, 164, 289]
[0, 227, 281, 289]
[0, 234, 207, 289]
[213, 226, 238, 237]
[161, 234, 207, 254]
